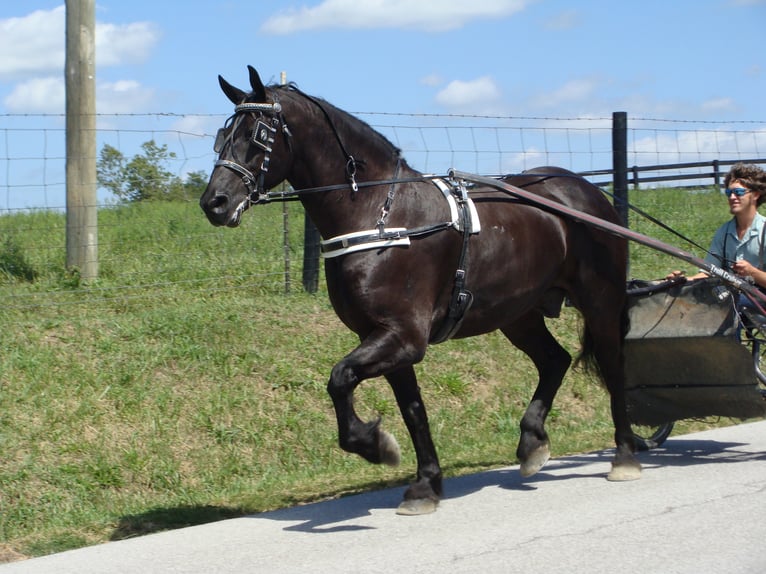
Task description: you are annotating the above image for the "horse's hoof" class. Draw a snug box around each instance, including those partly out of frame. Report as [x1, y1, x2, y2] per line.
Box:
[607, 462, 642, 482]
[396, 498, 438, 516]
[519, 444, 550, 477]
[378, 429, 401, 467]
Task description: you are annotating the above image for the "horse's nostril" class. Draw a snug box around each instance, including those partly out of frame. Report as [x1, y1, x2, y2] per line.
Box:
[208, 194, 228, 212]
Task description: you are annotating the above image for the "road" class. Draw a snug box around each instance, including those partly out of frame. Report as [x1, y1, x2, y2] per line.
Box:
[3, 421, 766, 573]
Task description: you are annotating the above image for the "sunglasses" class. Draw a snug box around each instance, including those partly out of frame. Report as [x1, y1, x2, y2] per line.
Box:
[724, 187, 750, 197]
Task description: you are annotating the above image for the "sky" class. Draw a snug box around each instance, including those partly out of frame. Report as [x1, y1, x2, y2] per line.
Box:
[1, 0, 765, 209]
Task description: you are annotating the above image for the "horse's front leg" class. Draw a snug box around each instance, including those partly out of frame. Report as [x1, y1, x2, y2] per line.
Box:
[327, 358, 401, 467]
[326, 329, 440, 514]
[386, 366, 442, 515]
[326, 329, 427, 467]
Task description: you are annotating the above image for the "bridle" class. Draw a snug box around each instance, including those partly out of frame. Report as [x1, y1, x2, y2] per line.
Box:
[213, 97, 290, 209]
[212, 86, 362, 213]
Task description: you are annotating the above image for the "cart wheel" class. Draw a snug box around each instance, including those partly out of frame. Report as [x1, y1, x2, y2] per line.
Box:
[632, 423, 674, 451]
[747, 330, 766, 389]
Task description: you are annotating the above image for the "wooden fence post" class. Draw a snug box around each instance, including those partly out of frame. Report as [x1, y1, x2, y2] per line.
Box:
[65, 0, 98, 280]
[713, 159, 721, 189]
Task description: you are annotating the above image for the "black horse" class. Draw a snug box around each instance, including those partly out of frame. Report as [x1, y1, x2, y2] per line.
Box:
[200, 66, 641, 515]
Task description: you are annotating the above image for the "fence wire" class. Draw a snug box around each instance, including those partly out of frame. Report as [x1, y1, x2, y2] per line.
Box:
[1, 112, 765, 310]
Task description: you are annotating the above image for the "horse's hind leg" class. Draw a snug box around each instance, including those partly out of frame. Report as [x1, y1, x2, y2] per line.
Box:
[578, 303, 642, 481]
[502, 313, 572, 477]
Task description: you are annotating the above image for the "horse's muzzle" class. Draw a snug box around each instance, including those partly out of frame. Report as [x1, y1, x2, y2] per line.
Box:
[200, 192, 243, 227]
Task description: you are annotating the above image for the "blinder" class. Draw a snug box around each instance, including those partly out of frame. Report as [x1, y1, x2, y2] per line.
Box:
[213, 118, 276, 155]
[213, 107, 277, 149]
[213, 127, 226, 154]
[252, 119, 276, 152]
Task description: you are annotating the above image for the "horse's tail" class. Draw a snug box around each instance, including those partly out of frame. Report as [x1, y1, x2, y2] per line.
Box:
[574, 298, 630, 383]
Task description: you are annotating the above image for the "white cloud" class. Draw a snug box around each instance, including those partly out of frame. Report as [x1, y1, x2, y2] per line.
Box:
[3, 77, 155, 114]
[261, 0, 531, 34]
[3, 76, 65, 113]
[0, 6, 65, 80]
[419, 74, 443, 88]
[435, 76, 501, 110]
[0, 6, 160, 113]
[98, 81, 155, 114]
[171, 115, 221, 143]
[631, 128, 766, 167]
[544, 9, 580, 30]
[535, 78, 597, 108]
[502, 147, 545, 173]
[96, 21, 160, 67]
[700, 97, 737, 113]
[0, 5, 159, 81]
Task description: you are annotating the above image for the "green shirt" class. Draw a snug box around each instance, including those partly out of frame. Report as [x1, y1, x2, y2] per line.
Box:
[704, 212, 766, 271]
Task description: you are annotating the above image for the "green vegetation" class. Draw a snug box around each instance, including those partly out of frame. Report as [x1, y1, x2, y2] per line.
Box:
[0, 186, 740, 560]
[97, 140, 208, 202]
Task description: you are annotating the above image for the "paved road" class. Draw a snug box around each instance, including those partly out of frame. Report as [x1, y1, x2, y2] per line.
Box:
[3, 421, 766, 574]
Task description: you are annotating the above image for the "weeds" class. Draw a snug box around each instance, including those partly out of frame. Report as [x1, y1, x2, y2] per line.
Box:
[0, 188, 735, 559]
[0, 237, 37, 281]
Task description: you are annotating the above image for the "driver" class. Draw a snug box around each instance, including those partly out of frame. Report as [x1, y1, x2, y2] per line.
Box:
[668, 162, 766, 289]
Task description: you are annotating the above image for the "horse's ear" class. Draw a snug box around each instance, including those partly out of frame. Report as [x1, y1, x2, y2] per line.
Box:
[247, 65, 267, 102]
[218, 75, 246, 105]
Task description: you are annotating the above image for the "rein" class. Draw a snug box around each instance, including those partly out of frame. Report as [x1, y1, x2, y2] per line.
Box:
[246, 174, 439, 203]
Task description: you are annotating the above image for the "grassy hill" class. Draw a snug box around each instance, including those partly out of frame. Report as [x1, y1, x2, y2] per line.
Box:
[0, 186, 736, 559]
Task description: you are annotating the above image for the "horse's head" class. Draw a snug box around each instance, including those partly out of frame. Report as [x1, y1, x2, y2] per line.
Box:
[200, 66, 293, 227]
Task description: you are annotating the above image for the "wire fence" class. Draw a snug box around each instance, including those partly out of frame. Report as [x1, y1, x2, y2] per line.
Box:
[1, 111, 765, 309]
[4, 112, 765, 212]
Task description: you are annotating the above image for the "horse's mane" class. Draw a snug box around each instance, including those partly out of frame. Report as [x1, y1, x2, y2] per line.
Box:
[269, 82, 402, 160]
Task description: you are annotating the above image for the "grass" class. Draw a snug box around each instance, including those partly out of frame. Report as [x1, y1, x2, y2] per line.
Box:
[0, 186, 746, 560]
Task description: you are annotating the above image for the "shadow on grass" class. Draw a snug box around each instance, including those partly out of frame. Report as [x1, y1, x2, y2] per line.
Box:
[110, 506, 246, 541]
[107, 460, 512, 541]
[108, 439, 766, 540]
[107, 478, 413, 541]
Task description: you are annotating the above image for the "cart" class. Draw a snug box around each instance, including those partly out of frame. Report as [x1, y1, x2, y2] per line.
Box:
[625, 276, 766, 449]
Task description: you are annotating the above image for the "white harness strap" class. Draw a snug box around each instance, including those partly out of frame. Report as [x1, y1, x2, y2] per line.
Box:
[320, 228, 410, 259]
[431, 178, 481, 234]
[320, 178, 481, 259]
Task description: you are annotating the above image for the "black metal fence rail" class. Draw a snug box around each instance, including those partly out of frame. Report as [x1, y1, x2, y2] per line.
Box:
[580, 158, 766, 190]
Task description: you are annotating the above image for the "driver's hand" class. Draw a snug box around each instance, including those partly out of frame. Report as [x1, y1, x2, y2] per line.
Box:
[666, 270, 685, 280]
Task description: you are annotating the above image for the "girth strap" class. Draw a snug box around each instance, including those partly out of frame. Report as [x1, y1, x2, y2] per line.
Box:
[429, 179, 475, 344]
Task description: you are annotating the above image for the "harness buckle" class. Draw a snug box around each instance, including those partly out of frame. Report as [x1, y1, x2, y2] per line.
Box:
[346, 157, 359, 192]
